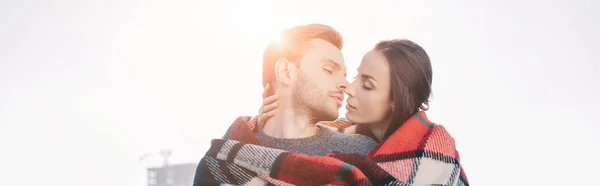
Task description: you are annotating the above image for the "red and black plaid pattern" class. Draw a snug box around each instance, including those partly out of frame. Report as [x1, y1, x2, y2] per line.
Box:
[194, 112, 469, 186]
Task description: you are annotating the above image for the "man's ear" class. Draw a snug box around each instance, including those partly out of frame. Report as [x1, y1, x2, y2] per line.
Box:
[274, 58, 298, 86]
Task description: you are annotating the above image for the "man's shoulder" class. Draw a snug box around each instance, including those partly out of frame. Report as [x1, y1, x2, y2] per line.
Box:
[325, 128, 377, 145]
[342, 133, 377, 143]
[316, 126, 377, 154]
[333, 132, 378, 154]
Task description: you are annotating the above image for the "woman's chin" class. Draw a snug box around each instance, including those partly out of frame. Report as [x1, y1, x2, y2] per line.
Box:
[344, 112, 355, 122]
[345, 112, 371, 125]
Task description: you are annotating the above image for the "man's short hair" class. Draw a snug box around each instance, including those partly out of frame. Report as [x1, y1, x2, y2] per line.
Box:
[262, 24, 344, 88]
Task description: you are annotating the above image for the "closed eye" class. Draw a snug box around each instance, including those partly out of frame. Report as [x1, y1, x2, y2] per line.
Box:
[323, 65, 335, 74]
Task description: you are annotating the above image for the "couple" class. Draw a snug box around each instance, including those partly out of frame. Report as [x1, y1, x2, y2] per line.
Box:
[194, 24, 469, 186]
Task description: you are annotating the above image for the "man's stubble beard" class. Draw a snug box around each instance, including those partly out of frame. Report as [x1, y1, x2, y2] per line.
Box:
[291, 73, 338, 124]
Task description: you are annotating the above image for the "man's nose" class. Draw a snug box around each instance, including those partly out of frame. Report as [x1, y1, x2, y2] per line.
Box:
[336, 79, 349, 91]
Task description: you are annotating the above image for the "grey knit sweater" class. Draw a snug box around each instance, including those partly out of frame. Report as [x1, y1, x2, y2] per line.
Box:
[255, 125, 378, 156]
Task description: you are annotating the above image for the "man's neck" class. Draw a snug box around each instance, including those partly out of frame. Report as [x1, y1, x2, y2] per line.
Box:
[262, 108, 319, 139]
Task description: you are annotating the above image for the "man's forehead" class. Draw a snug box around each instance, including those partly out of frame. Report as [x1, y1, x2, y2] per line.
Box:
[305, 39, 345, 65]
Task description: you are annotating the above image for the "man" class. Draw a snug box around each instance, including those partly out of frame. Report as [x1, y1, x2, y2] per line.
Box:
[254, 23, 377, 156]
[192, 24, 378, 186]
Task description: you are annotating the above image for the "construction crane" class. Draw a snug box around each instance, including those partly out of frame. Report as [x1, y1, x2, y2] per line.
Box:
[140, 149, 173, 185]
[139, 149, 172, 167]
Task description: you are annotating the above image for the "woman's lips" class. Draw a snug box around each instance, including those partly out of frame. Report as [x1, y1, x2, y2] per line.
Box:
[346, 101, 356, 110]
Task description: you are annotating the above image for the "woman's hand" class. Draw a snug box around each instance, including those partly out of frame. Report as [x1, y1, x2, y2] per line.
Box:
[257, 84, 279, 128]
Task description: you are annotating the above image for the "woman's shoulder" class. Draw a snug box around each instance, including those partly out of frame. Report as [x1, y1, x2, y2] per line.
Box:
[412, 112, 457, 143]
[418, 124, 461, 159]
[429, 124, 457, 142]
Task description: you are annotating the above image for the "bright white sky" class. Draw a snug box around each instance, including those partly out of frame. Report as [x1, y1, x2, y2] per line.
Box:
[1, 0, 598, 185]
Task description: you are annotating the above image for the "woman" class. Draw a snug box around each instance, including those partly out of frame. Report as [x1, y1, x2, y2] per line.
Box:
[197, 39, 469, 186]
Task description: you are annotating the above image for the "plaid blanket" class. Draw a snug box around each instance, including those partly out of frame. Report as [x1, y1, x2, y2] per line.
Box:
[193, 112, 469, 186]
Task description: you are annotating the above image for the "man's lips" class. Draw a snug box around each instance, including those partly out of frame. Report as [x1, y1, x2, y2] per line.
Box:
[331, 94, 344, 104]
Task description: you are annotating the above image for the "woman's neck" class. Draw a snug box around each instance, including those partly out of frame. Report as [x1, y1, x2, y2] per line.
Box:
[367, 117, 393, 142]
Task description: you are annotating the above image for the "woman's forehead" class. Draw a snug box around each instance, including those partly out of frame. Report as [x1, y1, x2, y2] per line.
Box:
[358, 50, 389, 76]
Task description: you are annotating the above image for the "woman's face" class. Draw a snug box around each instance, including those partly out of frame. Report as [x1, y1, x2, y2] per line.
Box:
[344, 49, 392, 124]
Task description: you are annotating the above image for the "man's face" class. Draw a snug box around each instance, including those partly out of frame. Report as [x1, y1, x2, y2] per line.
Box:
[291, 39, 348, 122]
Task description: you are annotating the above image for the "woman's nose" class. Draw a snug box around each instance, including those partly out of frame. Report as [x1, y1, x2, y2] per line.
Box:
[343, 84, 354, 97]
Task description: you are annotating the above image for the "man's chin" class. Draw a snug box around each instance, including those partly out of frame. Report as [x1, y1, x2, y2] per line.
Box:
[310, 104, 339, 121]
[325, 110, 339, 121]
[316, 110, 338, 122]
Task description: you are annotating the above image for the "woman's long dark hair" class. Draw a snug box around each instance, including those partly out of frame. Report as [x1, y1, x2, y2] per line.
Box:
[358, 39, 433, 141]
